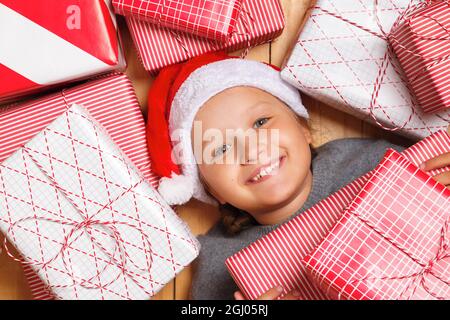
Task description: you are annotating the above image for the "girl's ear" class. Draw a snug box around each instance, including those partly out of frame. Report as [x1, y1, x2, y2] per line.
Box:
[302, 125, 312, 145]
[297, 117, 312, 144]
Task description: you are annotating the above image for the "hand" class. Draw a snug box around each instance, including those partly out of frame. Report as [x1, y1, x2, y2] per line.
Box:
[420, 152, 450, 188]
[234, 286, 302, 300]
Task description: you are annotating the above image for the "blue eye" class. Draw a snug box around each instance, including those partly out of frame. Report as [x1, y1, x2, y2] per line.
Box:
[214, 144, 231, 157]
[253, 117, 269, 128]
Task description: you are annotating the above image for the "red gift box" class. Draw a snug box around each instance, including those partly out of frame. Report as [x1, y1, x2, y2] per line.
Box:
[0, 73, 159, 300]
[303, 149, 450, 300]
[126, 0, 285, 73]
[112, 0, 243, 42]
[390, 1, 450, 114]
[0, 0, 126, 103]
[225, 130, 450, 300]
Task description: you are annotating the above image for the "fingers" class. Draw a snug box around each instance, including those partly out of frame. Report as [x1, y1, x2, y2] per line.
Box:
[234, 291, 246, 300]
[432, 171, 450, 187]
[257, 286, 284, 300]
[256, 286, 302, 300]
[235, 286, 303, 301]
[421, 152, 450, 171]
[281, 290, 303, 300]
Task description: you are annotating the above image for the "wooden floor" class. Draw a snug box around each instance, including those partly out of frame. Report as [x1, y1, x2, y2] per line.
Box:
[0, 0, 411, 300]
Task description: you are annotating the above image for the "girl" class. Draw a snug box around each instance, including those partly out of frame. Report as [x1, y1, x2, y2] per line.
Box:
[146, 52, 450, 300]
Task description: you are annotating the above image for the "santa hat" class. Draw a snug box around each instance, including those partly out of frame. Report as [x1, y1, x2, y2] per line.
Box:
[147, 52, 309, 207]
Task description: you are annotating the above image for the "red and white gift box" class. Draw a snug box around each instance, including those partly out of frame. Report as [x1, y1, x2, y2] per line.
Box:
[0, 0, 126, 103]
[0, 104, 200, 300]
[0, 73, 158, 299]
[281, 0, 449, 140]
[126, 0, 285, 73]
[389, 1, 450, 114]
[303, 149, 450, 300]
[112, 0, 243, 42]
[225, 130, 450, 300]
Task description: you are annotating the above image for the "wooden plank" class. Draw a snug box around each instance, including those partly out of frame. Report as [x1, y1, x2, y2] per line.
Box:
[0, 235, 33, 300]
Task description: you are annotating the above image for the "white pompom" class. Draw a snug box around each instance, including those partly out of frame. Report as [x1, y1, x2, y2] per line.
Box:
[157, 173, 194, 206]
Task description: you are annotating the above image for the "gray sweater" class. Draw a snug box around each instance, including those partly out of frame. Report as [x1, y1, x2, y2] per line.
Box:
[191, 138, 407, 300]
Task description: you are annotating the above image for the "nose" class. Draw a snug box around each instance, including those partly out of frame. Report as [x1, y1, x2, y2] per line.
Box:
[240, 137, 266, 165]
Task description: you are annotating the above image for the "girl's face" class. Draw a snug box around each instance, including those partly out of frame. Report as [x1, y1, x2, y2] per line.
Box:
[191, 86, 312, 223]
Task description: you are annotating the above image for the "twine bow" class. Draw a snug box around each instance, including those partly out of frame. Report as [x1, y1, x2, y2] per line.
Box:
[343, 218, 450, 300]
[0, 105, 160, 298]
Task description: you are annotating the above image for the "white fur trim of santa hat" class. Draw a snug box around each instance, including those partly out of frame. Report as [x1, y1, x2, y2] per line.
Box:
[158, 58, 308, 207]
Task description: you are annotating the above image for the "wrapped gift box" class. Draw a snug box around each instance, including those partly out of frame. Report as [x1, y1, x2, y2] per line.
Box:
[0, 73, 159, 299]
[126, 0, 285, 73]
[389, 1, 450, 114]
[225, 130, 450, 300]
[281, 0, 449, 140]
[112, 0, 243, 42]
[0, 0, 126, 103]
[0, 104, 200, 300]
[303, 149, 450, 300]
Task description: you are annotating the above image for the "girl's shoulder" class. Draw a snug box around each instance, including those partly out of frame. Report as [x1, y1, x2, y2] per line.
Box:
[317, 137, 406, 154]
[313, 137, 408, 193]
[316, 137, 407, 164]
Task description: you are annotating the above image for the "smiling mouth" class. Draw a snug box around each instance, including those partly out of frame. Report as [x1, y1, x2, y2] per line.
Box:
[246, 156, 286, 185]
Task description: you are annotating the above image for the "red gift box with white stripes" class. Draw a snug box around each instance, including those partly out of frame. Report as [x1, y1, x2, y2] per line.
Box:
[303, 149, 450, 300]
[389, 1, 450, 114]
[225, 130, 450, 300]
[112, 0, 243, 42]
[0, 0, 126, 103]
[0, 73, 159, 299]
[125, 0, 285, 73]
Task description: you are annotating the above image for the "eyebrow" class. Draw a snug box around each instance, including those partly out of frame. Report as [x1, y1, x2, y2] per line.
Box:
[201, 101, 272, 149]
[245, 101, 271, 114]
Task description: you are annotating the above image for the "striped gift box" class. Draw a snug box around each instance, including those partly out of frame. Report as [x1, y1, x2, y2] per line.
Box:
[113, 0, 243, 42]
[0, 0, 126, 103]
[0, 73, 160, 299]
[126, 0, 285, 73]
[389, 1, 450, 114]
[303, 149, 450, 300]
[225, 130, 450, 300]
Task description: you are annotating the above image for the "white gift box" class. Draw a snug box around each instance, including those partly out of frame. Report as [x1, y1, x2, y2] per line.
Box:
[0, 104, 200, 300]
[281, 0, 449, 140]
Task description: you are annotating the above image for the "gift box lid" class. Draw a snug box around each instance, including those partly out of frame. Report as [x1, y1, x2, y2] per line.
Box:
[113, 0, 243, 42]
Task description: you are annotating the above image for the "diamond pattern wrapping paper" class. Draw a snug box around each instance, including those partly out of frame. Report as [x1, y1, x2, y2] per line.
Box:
[0, 73, 160, 299]
[226, 130, 450, 300]
[281, 0, 449, 140]
[112, 0, 243, 42]
[303, 149, 450, 300]
[126, 0, 285, 73]
[0, 104, 200, 299]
